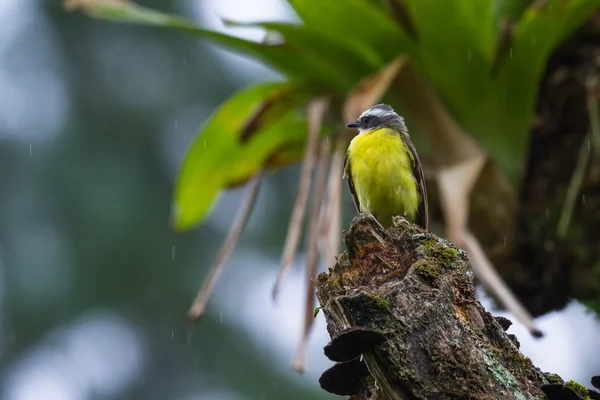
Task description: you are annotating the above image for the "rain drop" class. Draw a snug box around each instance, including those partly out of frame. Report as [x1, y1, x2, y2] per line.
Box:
[220, 311, 223, 323]
[172, 245, 176, 259]
[204, 139, 207, 148]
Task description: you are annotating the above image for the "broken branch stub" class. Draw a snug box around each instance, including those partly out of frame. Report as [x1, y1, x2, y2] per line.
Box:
[315, 214, 551, 399]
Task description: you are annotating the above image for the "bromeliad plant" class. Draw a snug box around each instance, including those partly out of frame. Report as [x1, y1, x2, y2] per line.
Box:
[67, 0, 600, 370]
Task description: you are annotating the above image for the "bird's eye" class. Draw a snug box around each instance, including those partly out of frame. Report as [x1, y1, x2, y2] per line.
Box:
[361, 116, 370, 124]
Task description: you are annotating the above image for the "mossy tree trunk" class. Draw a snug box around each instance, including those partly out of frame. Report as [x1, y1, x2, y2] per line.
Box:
[315, 215, 587, 400]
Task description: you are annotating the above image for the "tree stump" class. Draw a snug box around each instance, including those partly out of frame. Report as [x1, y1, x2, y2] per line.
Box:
[315, 214, 590, 400]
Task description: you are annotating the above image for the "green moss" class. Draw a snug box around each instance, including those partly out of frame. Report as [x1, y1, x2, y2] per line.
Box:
[504, 347, 532, 373]
[565, 380, 591, 400]
[363, 293, 391, 313]
[544, 373, 564, 385]
[413, 260, 441, 283]
[423, 238, 464, 269]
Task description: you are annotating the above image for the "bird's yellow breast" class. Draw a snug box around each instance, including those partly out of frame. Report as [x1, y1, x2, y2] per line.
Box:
[347, 127, 419, 227]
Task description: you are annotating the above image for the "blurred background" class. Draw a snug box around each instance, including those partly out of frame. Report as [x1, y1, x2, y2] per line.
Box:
[0, 0, 598, 399]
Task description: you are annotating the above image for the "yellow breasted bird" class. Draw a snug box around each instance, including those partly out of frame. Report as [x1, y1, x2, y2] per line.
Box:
[343, 104, 428, 229]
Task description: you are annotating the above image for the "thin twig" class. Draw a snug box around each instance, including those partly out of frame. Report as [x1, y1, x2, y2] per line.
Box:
[188, 172, 263, 323]
[463, 231, 543, 337]
[557, 73, 597, 236]
[293, 138, 331, 373]
[317, 191, 331, 266]
[557, 131, 591, 238]
[586, 74, 600, 182]
[272, 97, 329, 301]
[319, 135, 346, 267]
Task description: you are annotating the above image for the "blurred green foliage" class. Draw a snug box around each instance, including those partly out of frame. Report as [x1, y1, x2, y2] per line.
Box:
[73, 0, 600, 231]
[0, 1, 335, 398]
[173, 82, 308, 231]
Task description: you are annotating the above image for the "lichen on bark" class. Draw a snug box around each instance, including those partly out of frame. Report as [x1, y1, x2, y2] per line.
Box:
[316, 214, 560, 399]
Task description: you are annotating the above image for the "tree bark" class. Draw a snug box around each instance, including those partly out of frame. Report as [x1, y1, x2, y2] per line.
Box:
[315, 214, 588, 400]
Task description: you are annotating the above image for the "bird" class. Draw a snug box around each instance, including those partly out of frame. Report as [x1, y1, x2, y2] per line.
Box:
[343, 103, 428, 229]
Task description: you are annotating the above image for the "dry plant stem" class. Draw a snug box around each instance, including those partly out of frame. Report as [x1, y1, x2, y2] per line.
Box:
[436, 157, 487, 245]
[293, 138, 332, 372]
[463, 231, 542, 336]
[557, 73, 598, 236]
[188, 171, 263, 322]
[591, 86, 600, 182]
[557, 129, 592, 238]
[272, 97, 328, 301]
[317, 197, 331, 268]
[320, 135, 347, 267]
[437, 158, 541, 336]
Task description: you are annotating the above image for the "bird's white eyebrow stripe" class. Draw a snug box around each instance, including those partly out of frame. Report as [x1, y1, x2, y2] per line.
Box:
[359, 107, 391, 119]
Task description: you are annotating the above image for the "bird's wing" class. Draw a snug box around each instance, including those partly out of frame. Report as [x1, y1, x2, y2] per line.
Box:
[403, 133, 429, 229]
[343, 151, 361, 213]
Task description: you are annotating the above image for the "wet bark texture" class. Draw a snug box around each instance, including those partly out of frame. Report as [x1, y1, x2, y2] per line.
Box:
[315, 215, 584, 400]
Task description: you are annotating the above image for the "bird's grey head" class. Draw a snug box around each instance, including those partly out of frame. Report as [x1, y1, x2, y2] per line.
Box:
[346, 104, 407, 134]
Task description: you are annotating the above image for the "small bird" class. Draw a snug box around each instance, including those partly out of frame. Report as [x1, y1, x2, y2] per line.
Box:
[343, 104, 428, 229]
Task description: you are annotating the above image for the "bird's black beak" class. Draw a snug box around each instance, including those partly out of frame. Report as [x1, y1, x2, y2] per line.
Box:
[346, 120, 359, 128]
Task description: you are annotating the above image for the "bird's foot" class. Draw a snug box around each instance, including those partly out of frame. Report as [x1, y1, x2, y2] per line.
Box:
[391, 214, 412, 231]
[364, 213, 392, 245]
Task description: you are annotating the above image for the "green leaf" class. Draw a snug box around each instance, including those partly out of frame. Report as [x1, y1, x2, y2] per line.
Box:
[287, 0, 413, 62]
[402, 0, 600, 184]
[313, 307, 320, 318]
[405, 0, 496, 120]
[225, 21, 380, 87]
[71, 0, 345, 90]
[171, 82, 308, 231]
